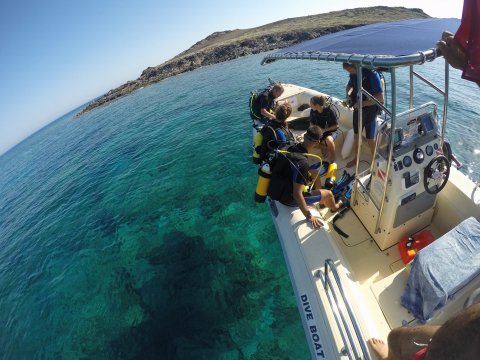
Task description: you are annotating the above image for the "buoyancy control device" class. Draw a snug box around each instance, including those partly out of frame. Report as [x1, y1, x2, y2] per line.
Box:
[252, 125, 287, 164]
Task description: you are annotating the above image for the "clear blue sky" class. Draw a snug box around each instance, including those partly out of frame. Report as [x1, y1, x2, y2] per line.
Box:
[0, 0, 462, 155]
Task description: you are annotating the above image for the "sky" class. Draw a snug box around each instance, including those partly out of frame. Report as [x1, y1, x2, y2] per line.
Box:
[0, 0, 464, 155]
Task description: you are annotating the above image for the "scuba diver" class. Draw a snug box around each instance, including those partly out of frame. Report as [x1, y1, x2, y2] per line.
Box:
[309, 95, 340, 163]
[342, 63, 384, 168]
[249, 83, 284, 123]
[254, 103, 296, 165]
[267, 125, 344, 228]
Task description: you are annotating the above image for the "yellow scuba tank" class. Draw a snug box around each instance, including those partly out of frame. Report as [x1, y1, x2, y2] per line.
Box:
[252, 131, 263, 164]
[324, 162, 337, 190]
[254, 163, 271, 203]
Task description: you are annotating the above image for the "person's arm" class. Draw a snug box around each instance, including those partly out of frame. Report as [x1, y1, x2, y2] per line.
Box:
[355, 73, 384, 108]
[323, 109, 339, 132]
[437, 31, 466, 70]
[260, 107, 276, 120]
[346, 84, 353, 99]
[292, 182, 322, 228]
[346, 83, 355, 107]
[357, 92, 384, 108]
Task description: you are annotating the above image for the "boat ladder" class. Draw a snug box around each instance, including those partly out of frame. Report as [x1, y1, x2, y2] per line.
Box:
[320, 259, 372, 360]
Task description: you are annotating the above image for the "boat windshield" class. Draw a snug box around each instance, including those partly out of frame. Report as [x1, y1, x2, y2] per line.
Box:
[376, 103, 438, 159]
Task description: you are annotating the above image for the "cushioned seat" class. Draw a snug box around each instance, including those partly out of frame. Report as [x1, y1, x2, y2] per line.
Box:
[400, 217, 480, 321]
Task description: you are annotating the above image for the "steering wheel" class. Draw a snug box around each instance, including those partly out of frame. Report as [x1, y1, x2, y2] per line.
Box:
[423, 155, 450, 194]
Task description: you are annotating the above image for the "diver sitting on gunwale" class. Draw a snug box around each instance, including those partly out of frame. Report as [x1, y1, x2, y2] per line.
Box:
[254, 103, 296, 165]
[267, 126, 343, 228]
[249, 83, 284, 123]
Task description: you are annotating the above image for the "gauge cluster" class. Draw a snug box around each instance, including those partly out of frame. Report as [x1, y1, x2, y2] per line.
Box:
[393, 142, 438, 172]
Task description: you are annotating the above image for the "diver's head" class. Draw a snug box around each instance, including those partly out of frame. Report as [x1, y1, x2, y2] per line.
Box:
[271, 83, 284, 98]
[303, 125, 324, 149]
[310, 95, 326, 113]
[275, 103, 292, 123]
[342, 62, 356, 74]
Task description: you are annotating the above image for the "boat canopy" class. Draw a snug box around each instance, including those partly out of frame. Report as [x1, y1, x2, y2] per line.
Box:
[261, 18, 460, 68]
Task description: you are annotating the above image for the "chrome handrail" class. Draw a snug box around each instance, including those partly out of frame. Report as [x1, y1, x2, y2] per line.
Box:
[322, 259, 371, 360]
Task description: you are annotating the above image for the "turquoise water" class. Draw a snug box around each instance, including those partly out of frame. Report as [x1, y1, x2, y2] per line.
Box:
[0, 52, 479, 359]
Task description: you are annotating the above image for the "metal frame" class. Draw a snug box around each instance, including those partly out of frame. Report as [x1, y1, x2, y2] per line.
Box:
[261, 49, 439, 68]
[262, 48, 450, 234]
[321, 259, 371, 360]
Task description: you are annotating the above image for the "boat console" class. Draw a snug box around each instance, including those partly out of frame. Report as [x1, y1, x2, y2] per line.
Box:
[353, 103, 449, 250]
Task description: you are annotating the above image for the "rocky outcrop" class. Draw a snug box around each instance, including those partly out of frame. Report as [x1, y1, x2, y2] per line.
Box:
[77, 7, 429, 116]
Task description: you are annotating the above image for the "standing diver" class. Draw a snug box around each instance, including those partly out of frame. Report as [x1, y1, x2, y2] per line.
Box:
[342, 63, 384, 168]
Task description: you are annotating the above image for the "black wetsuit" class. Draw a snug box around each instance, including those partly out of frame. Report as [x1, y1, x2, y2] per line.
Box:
[309, 107, 339, 140]
[268, 144, 310, 205]
[348, 69, 383, 139]
[251, 89, 275, 120]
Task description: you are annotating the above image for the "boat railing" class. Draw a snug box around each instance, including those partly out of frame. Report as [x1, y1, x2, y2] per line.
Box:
[320, 259, 372, 360]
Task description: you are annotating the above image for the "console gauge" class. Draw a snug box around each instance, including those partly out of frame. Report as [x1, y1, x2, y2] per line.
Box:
[403, 155, 412, 167]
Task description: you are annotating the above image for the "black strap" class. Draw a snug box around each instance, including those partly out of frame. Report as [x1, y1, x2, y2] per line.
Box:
[332, 207, 349, 238]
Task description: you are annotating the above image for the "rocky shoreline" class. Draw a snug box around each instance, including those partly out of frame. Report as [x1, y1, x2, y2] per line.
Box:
[77, 7, 428, 116]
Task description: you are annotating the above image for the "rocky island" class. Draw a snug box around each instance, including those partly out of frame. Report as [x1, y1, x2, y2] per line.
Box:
[77, 6, 429, 116]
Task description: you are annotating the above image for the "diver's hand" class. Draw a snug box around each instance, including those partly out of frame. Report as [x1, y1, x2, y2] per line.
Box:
[437, 31, 466, 71]
[309, 216, 323, 228]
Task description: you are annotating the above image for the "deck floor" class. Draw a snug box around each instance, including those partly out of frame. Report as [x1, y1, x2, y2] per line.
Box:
[314, 143, 444, 330]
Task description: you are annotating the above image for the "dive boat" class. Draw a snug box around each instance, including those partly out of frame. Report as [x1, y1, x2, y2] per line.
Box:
[252, 19, 480, 359]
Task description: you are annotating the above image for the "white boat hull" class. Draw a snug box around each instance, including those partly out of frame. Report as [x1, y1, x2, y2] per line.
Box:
[256, 83, 480, 359]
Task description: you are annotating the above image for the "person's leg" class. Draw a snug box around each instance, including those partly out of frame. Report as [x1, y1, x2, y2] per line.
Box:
[387, 325, 439, 360]
[325, 135, 336, 163]
[309, 168, 323, 190]
[367, 138, 376, 154]
[369, 325, 439, 360]
[367, 338, 389, 360]
[364, 107, 378, 156]
[425, 303, 480, 360]
[314, 189, 340, 211]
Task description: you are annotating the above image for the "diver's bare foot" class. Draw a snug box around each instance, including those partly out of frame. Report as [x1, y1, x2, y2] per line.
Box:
[367, 338, 388, 360]
[346, 158, 357, 168]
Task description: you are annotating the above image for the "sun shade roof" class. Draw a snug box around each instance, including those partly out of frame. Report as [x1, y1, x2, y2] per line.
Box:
[262, 18, 460, 68]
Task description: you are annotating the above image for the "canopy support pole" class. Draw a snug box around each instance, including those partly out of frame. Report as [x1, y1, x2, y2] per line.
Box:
[375, 69, 397, 233]
[409, 66, 414, 109]
[353, 64, 363, 206]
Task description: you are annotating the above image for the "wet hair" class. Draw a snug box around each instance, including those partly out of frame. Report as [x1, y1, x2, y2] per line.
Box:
[275, 103, 292, 123]
[303, 125, 323, 144]
[272, 83, 284, 93]
[343, 62, 355, 71]
[310, 95, 325, 107]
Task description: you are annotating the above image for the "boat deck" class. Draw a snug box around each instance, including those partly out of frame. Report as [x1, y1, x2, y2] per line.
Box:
[311, 141, 480, 332]
[263, 83, 480, 359]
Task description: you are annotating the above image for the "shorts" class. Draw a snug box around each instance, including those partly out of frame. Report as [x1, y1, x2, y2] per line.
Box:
[353, 106, 378, 139]
[323, 129, 339, 141]
[281, 191, 322, 207]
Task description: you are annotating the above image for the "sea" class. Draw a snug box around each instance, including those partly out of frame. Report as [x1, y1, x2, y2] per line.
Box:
[0, 52, 479, 360]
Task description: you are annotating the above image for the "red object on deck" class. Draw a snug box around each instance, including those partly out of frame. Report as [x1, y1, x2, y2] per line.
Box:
[398, 229, 435, 264]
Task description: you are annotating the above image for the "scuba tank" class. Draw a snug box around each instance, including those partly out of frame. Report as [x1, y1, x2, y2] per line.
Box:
[252, 131, 263, 164]
[253, 126, 286, 164]
[254, 163, 272, 203]
[324, 162, 337, 190]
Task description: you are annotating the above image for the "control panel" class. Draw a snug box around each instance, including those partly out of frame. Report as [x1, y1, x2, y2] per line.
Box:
[353, 103, 442, 250]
